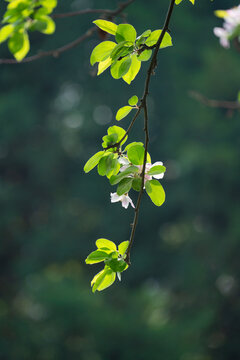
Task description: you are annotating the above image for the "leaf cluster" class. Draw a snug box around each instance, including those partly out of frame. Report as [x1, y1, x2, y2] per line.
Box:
[85, 239, 129, 292]
[90, 19, 172, 84]
[0, 0, 57, 61]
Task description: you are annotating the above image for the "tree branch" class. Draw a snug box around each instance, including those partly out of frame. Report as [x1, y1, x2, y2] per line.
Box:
[0, 0, 135, 65]
[189, 90, 240, 110]
[125, 0, 176, 265]
[52, 0, 135, 19]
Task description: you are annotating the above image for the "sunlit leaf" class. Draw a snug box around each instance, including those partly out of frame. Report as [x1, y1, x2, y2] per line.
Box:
[93, 19, 117, 35]
[115, 23, 137, 43]
[90, 41, 116, 66]
[116, 105, 133, 121]
[96, 238, 117, 251]
[145, 179, 166, 206]
[84, 151, 105, 173]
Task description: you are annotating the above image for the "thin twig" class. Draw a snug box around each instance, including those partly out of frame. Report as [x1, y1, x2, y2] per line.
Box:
[125, 0, 176, 265]
[189, 90, 240, 110]
[0, 0, 135, 65]
[52, 0, 135, 19]
[0, 27, 96, 64]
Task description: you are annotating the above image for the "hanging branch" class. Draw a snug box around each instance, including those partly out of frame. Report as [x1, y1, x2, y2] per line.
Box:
[125, 0, 176, 264]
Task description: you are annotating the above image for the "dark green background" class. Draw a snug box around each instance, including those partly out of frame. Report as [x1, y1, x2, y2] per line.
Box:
[0, 0, 239, 359]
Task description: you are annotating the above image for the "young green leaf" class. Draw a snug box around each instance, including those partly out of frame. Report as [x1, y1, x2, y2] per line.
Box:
[117, 177, 133, 196]
[0, 24, 14, 44]
[128, 95, 138, 106]
[98, 153, 115, 176]
[93, 267, 116, 292]
[85, 250, 110, 264]
[124, 142, 144, 152]
[84, 151, 105, 173]
[115, 24, 137, 43]
[127, 144, 145, 165]
[105, 258, 128, 273]
[116, 106, 133, 121]
[96, 238, 117, 251]
[110, 165, 138, 185]
[90, 41, 116, 66]
[35, 15, 55, 34]
[147, 165, 166, 176]
[118, 241, 129, 256]
[137, 49, 152, 62]
[111, 56, 132, 79]
[145, 179, 166, 206]
[122, 54, 141, 84]
[97, 57, 112, 75]
[110, 41, 133, 61]
[132, 177, 142, 191]
[8, 30, 30, 61]
[107, 126, 128, 146]
[145, 30, 172, 48]
[93, 19, 117, 35]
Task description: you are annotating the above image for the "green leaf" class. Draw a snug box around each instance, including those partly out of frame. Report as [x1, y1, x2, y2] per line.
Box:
[128, 95, 138, 106]
[34, 15, 55, 34]
[97, 57, 112, 75]
[93, 267, 116, 292]
[117, 177, 133, 196]
[115, 24, 137, 43]
[116, 106, 133, 121]
[137, 49, 152, 61]
[145, 179, 166, 206]
[96, 238, 117, 251]
[111, 56, 132, 79]
[132, 177, 142, 191]
[102, 133, 118, 149]
[93, 19, 117, 35]
[118, 241, 129, 255]
[110, 165, 138, 185]
[39, 0, 57, 10]
[105, 258, 128, 273]
[107, 126, 128, 146]
[8, 30, 30, 61]
[136, 29, 151, 46]
[147, 165, 166, 176]
[106, 158, 121, 179]
[84, 151, 105, 173]
[145, 30, 172, 48]
[110, 41, 133, 61]
[127, 144, 145, 165]
[0, 24, 14, 44]
[85, 250, 110, 264]
[123, 54, 141, 84]
[90, 41, 116, 66]
[98, 153, 114, 176]
[124, 142, 144, 152]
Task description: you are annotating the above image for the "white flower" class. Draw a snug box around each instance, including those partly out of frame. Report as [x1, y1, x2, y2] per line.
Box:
[137, 161, 165, 184]
[110, 192, 135, 209]
[213, 27, 230, 48]
[214, 5, 240, 48]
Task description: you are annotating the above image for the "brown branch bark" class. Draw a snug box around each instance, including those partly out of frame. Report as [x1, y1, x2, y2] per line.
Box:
[52, 0, 135, 19]
[125, 0, 176, 265]
[189, 90, 240, 110]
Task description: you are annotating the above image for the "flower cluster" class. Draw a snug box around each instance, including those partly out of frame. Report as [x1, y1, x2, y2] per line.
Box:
[110, 155, 166, 209]
[214, 5, 240, 48]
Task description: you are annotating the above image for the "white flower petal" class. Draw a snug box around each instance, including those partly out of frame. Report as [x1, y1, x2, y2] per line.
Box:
[121, 196, 129, 209]
[110, 192, 121, 203]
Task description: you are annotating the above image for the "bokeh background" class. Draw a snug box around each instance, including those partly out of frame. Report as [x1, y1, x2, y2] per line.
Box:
[0, 0, 240, 359]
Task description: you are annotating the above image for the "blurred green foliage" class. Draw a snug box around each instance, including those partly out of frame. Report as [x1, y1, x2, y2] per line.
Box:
[0, 0, 240, 359]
